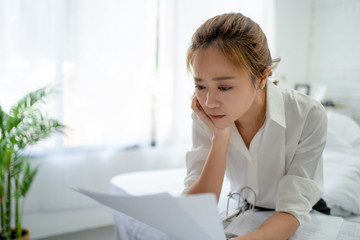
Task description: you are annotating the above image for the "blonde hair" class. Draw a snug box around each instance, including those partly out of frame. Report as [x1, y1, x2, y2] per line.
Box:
[187, 13, 279, 82]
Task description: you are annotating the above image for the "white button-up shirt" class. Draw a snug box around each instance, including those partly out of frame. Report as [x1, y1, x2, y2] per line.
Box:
[184, 81, 327, 221]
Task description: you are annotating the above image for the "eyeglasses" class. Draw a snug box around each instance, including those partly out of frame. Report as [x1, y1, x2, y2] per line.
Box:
[224, 186, 257, 222]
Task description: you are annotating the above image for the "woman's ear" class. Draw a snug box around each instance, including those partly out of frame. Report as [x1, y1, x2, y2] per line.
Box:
[258, 66, 271, 89]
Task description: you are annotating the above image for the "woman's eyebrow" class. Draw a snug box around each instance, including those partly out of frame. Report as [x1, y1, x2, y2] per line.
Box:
[212, 76, 235, 81]
[194, 76, 235, 82]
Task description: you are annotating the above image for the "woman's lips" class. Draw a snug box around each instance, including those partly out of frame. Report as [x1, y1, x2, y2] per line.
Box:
[209, 114, 225, 119]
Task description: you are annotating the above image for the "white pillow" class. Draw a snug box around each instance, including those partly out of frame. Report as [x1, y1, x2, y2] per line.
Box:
[327, 110, 360, 147]
[323, 111, 360, 215]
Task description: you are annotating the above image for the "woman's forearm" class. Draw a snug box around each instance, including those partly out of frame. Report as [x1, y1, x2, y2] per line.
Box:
[234, 212, 300, 240]
[186, 135, 229, 200]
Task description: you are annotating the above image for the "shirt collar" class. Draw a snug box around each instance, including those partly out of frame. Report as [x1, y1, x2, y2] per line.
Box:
[266, 81, 286, 128]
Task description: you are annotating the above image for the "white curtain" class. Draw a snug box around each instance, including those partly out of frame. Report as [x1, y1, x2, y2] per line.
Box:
[0, 0, 275, 150]
[0, 0, 157, 150]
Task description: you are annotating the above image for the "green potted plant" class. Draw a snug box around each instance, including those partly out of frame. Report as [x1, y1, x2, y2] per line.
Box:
[0, 86, 64, 240]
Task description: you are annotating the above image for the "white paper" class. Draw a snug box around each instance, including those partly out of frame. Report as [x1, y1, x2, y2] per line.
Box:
[293, 213, 343, 240]
[72, 187, 226, 240]
[73, 187, 347, 240]
[337, 220, 360, 240]
[225, 210, 344, 240]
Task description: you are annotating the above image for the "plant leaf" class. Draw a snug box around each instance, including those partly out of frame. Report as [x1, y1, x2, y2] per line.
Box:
[19, 160, 38, 198]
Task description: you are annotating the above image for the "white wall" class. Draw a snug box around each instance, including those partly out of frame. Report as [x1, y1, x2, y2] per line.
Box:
[274, 0, 313, 89]
[307, 0, 360, 123]
[274, 0, 360, 123]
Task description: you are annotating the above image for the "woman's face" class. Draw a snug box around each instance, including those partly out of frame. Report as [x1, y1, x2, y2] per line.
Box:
[193, 47, 260, 129]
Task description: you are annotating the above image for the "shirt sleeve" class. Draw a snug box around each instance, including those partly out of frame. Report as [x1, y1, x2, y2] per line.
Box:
[276, 103, 327, 222]
[182, 112, 212, 195]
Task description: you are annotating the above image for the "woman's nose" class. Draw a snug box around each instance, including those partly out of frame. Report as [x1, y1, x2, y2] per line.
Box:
[205, 91, 220, 108]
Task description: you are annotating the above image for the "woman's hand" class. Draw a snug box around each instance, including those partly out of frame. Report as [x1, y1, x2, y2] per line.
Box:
[191, 95, 232, 139]
[228, 212, 300, 240]
[186, 95, 231, 199]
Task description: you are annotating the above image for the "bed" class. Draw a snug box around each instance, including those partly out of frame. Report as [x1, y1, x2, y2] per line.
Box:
[110, 110, 360, 239]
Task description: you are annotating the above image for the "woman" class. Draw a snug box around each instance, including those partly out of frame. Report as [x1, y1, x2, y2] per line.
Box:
[184, 13, 328, 240]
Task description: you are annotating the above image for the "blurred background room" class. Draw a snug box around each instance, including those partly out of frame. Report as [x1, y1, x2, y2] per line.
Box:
[0, 0, 359, 239]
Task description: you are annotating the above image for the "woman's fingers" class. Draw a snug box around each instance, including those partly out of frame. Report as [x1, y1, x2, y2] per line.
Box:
[191, 95, 200, 112]
[191, 96, 214, 129]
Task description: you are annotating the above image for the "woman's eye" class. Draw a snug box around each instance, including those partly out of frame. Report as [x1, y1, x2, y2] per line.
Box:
[218, 86, 232, 91]
[195, 85, 206, 90]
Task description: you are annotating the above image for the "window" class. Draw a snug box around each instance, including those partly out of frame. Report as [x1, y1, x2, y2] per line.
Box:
[0, 0, 157, 152]
[0, 0, 275, 154]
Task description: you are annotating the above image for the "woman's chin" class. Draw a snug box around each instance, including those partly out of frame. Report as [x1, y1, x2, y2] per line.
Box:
[211, 119, 233, 129]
